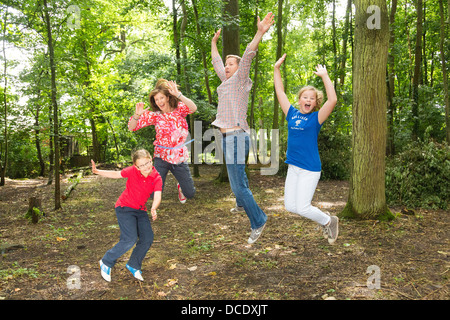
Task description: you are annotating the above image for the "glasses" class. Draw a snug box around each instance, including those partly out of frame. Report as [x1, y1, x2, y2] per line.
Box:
[135, 160, 152, 170]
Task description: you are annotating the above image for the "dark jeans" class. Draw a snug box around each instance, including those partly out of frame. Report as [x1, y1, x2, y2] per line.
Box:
[223, 131, 267, 230]
[101, 206, 154, 270]
[154, 157, 196, 199]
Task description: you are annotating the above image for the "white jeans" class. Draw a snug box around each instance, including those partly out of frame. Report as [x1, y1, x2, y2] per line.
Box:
[284, 165, 331, 226]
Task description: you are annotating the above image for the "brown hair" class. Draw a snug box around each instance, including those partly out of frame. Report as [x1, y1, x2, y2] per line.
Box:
[225, 54, 241, 65]
[297, 85, 324, 112]
[148, 79, 179, 112]
[131, 149, 151, 164]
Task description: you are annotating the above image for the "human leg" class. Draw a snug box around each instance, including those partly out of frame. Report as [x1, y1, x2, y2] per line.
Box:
[284, 165, 330, 226]
[101, 207, 139, 269]
[153, 157, 170, 191]
[127, 210, 154, 271]
[223, 133, 267, 233]
[171, 161, 196, 199]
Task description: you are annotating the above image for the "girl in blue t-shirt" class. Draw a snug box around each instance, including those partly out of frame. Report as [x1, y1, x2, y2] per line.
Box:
[274, 54, 339, 244]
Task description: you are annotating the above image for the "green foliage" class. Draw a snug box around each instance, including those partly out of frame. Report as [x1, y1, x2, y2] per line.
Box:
[386, 130, 450, 210]
[318, 125, 351, 180]
[6, 131, 41, 179]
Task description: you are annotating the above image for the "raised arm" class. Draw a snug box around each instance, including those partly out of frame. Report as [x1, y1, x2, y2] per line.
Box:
[211, 28, 221, 60]
[91, 160, 122, 179]
[274, 53, 291, 116]
[167, 80, 197, 113]
[247, 12, 275, 52]
[211, 29, 226, 81]
[315, 65, 337, 125]
[128, 102, 148, 131]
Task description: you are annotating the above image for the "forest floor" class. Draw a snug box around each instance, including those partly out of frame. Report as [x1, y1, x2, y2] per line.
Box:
[0, 164, 449, 303]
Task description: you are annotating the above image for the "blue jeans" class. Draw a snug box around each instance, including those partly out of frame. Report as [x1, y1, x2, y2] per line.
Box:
[223, 131, 267, 230]
[154, 157, 196, 199]
[101, 206, 154, 270]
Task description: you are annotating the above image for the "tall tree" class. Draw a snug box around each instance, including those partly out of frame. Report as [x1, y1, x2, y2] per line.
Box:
[439, 0, 450, 143]
[411, 0, 423, 140]
[0, 6, 9, 186]
[386, 0, 398, 156]
[341, 0, 394, 220]
[272, 0, 283, 130]
[222, 0, 239, 59]
[43, 0, 61, 210]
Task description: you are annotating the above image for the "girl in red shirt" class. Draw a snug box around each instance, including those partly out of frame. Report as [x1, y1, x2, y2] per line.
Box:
[92, 149, 162, 282]
[128, 79, 197, 204]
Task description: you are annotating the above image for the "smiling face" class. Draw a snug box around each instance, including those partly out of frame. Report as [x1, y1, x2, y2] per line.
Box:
[134, 157, 153, 177]
[153, 92, 172, 114]
[298, 89, 317, 114]
[225, 56, 240, 79]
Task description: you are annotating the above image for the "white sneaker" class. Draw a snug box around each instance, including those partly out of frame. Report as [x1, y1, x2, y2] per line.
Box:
[99, 260, 111, 282]
[248, 223, 266, 244]
[126, 264, 144, 281]
[230, 206, 245, 213]
[324, 216, 339, 244]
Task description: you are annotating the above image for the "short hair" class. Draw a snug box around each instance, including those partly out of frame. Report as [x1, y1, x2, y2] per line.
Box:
[297, 86, 324, 112]
[148, 79, 179, 112]
[225, 54, 241, 65]
[132, 149, 151, 164]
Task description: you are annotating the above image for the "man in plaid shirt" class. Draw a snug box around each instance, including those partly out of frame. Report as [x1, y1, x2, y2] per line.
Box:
[211, 12, 275, 244]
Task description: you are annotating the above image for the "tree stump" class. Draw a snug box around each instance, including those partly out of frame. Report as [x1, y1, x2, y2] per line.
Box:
[27, 197, 42, 224]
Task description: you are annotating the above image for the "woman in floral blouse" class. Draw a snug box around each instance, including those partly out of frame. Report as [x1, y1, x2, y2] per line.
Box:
[128, 79, 197, 204]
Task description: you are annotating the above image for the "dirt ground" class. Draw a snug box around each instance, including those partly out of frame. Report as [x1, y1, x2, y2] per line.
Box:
[0, 164, 449, 302]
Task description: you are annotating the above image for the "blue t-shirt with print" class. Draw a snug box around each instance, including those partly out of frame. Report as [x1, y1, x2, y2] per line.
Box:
[285, 105, 323, 172]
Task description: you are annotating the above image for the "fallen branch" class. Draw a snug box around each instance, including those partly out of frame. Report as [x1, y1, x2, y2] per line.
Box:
[62, 170, 84, 200]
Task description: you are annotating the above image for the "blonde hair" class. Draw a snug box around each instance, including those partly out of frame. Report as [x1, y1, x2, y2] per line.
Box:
[148, 79, 179, 112]
[132, 149, 151, 164]
[225, 54, 241, 65]
[297, 85, 324, 112]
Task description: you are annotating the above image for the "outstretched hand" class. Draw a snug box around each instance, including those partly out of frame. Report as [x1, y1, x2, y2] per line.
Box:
[274, 53, 287, 69]
[257, 12, 275, 35]
[167, 80, 181, 98]
[91, 159, 98, 175]
[313, 64, 329, 78]
[135, 102, 148, 116]
[212, 28, 221, 44]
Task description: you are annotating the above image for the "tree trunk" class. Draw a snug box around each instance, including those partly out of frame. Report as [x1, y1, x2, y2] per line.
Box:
[181, 0, 199, 177]
[341, 0, 394, 220]
[173, 0, 181, 81]
[272, 0, 283, 130]
[222, 0, 239, 59]
[339, 0, 352, 86]
[1, 7, 9, 187]
[439, 0, 450, 143]
[43, 0, 61, 210]
[411, 0, 423, 140]
[192, 0, 212, 104]
[386, 0, 398, 156]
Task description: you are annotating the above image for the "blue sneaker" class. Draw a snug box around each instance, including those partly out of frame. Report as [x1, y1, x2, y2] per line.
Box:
[126, 264, 144, 281]
[99, 260, 111, 282]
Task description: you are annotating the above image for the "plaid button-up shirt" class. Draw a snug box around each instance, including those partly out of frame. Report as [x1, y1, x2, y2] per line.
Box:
[212, 45, 257, 133]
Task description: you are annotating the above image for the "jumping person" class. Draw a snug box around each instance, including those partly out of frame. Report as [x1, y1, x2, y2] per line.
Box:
[93, 149, 162, 282]
[274, 53, 339, 244]
[128, 79, 197, 204]
[211, 12, 275, 244]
